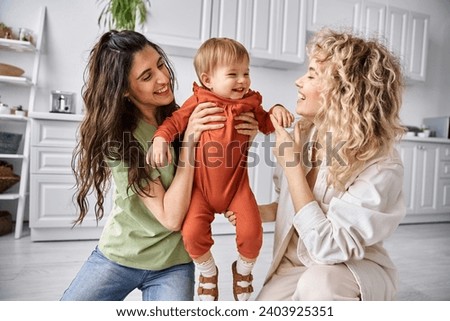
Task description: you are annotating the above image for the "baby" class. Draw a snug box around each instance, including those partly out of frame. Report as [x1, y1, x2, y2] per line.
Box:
[147, 37, 293, 301]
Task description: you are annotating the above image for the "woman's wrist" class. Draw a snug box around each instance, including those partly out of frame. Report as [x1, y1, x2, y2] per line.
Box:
[177, 142, 196, 169]
[180, 140, 197, 148]
[284, 164, 314, 212]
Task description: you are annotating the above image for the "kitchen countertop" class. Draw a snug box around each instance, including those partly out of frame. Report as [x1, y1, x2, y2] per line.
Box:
[22, 113, 450, 144]
[401, 136, 450, 144]
[28, 111, 84, 122]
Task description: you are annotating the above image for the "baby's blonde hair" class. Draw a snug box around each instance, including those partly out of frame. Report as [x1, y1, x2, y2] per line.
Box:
[194, 37, 249, 84]
[307, 28, 405, 191]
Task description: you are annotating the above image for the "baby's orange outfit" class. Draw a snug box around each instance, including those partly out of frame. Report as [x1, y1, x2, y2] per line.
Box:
[153, 83, 275, 259]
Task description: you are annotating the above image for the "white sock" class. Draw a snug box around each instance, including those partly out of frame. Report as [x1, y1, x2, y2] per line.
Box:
[236, 256, 255, 301]
[196, 256, 217, 301]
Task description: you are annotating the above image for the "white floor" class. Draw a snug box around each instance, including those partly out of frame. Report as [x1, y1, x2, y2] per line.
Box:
[1, 222, 450, 301]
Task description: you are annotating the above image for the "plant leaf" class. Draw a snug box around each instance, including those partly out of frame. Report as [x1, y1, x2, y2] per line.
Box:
[97, 0, 150, 31]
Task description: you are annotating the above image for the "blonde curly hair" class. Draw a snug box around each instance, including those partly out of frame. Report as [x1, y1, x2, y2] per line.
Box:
[306, 28, 405, 191]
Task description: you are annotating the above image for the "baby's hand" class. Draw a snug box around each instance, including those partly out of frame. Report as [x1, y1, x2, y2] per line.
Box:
[271, 104, 295, 128]
[147, 136, 172, 168]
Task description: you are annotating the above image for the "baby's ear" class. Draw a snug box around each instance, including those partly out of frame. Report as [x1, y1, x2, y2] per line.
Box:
[200, 72, 212, 90]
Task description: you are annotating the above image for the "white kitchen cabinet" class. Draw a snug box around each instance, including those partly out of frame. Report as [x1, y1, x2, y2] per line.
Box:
[359, 1, 386, 38]
[29, 117, 111, 241]
[408, 142, 439, 214]
[385, 7, 409, 62]
[246, 0, 307, 68]
[144, 0, 307, 68]
[436, 145, 450, 214]
[398, 141, 415, 213]
[144, 0, 213, 56]
[437, 177, 450, 214]
[397, 139, 450, 223]
[385, 7, 429, 81]
[0, 7, 45, 238]
[307, 0, 429, 81]
[307, 0, 361, 32]
[210, 0, 248, 43]
[405, 12, 429, 81]
[307, 0, 387, 39]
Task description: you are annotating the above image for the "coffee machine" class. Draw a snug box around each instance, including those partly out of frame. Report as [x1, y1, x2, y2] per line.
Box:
[50, 90, 75, 114]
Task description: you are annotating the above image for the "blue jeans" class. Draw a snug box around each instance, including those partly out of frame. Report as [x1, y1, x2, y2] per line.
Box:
[61, 247, 195, 301]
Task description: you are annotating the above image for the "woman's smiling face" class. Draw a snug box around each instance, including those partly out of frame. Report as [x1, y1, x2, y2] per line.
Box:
[294, 58, 323, 122]
[125, 45, 174, 111]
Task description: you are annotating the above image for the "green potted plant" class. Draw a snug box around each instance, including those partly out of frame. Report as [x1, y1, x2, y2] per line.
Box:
[97, 0, 151, 31]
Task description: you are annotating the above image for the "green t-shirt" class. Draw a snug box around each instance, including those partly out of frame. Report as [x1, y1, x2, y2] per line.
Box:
[98, 120, 191, 270]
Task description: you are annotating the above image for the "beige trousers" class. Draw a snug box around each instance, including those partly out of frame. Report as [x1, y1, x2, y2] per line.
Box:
[256, 262, 361, 301]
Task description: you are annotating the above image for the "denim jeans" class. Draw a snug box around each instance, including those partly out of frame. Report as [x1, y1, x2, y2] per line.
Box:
[61, 247, 195, 301]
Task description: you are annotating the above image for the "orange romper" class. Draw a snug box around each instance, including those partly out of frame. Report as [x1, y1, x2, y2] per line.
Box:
[154, 83, 275, 259]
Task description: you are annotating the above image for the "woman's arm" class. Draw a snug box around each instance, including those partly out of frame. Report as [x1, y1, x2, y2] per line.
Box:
[139, 102, 226, 231]
[224, 202, 277, 227]
[270, 115, 314, 212]
[295, 159, 405, 264]
[258, 203, 278, 222]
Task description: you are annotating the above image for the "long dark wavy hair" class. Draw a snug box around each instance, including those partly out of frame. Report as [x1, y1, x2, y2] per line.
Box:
[72, 30, 179, 225]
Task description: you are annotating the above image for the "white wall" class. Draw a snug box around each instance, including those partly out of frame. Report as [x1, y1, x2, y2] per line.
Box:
[0, 0, 449, 127]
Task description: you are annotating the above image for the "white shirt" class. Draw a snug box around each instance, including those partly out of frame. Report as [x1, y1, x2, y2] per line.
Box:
[265, 129, 406, 300]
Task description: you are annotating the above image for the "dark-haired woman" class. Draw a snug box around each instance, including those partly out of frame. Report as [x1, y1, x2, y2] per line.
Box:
[61, 30, 257, 301]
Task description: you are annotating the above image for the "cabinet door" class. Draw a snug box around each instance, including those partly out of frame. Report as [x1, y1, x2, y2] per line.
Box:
[398, 141, 450, 222]
[385, 6, 409, 63]
[307, 0, 360, 32]
[247, 0, 307, 67]
[29, 174, 110, 229]
[31, 119, 79, 147]
[30, 146, 73, 174]
[29, 174, 113, 241]
[437, 178, 450, 213]
[274, 0, 307, 64]
[360, 1, 385, 39]
[397, 142, 415, 214]
[406, 12, 429, 81]
[437, 145, 450, 213]
[144, 0, 213, 55]
[246, 0, 278, 61]
[414, 144, 439, 214]
[210, 0, 247, 43]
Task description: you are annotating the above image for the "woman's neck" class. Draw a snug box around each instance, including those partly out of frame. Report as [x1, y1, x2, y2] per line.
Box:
[136, 105, 158, 127]
[142, 114, 158, 127]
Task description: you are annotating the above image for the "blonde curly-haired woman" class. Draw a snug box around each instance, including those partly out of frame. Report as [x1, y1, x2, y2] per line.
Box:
[229, 28, 406, 301]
